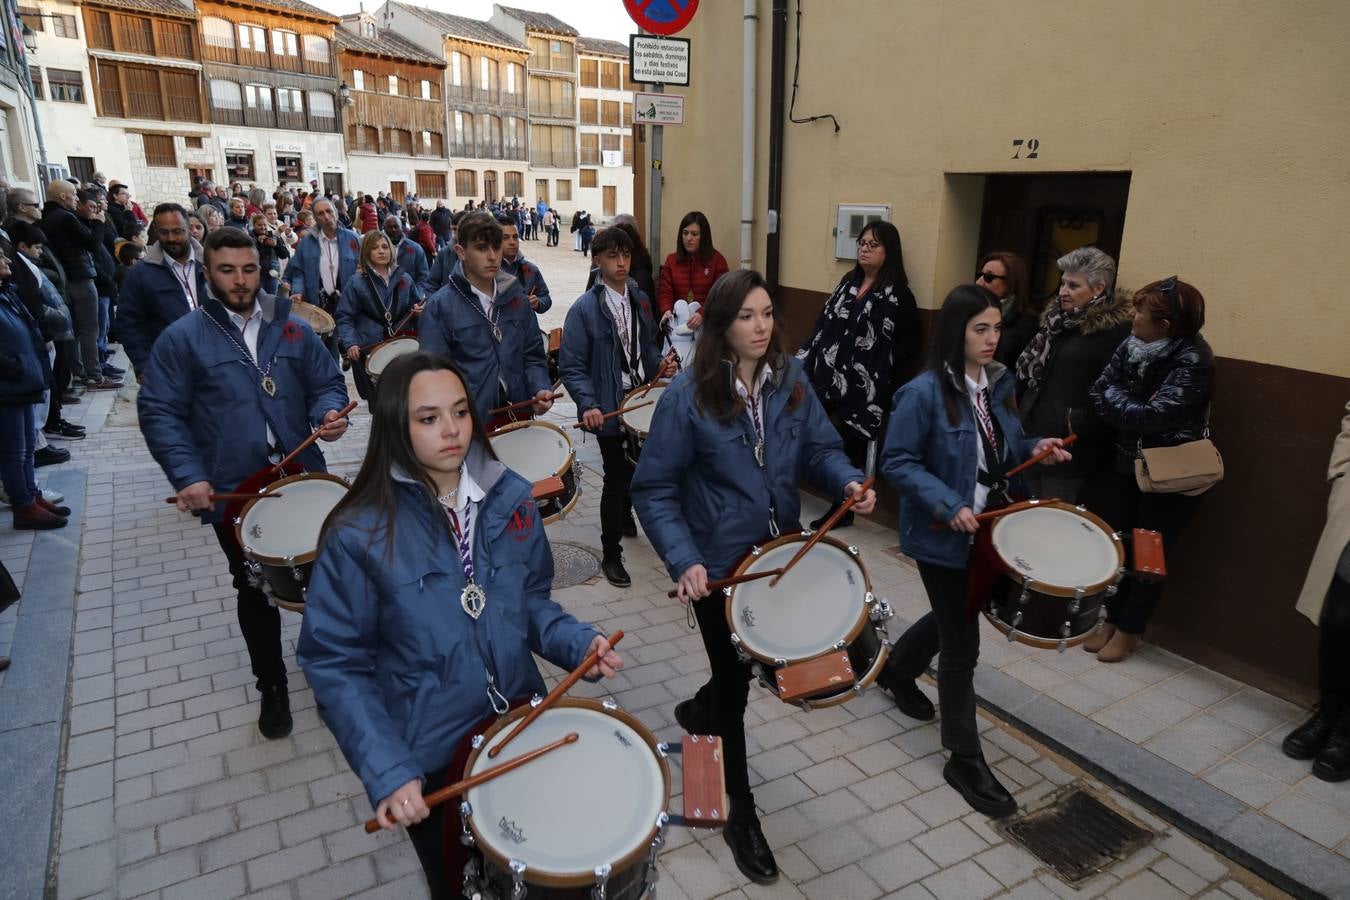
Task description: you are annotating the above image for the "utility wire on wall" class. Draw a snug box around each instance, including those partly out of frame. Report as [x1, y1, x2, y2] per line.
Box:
[788, 0, 841, 132]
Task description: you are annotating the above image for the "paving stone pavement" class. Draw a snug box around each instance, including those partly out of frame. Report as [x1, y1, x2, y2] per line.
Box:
[0, 239, 1317, 899]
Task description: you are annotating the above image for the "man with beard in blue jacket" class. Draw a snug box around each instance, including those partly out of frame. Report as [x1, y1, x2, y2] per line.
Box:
[419, 211, 553, 426]
[139, 227, 350, 740]
[115, 203, 205, 382]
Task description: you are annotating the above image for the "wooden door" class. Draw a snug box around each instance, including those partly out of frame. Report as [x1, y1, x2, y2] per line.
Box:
[603, 185, 616, 217]
[389, 180, 406, 203]
[483, 171, 498, 203]
[535, 178, 548, 204]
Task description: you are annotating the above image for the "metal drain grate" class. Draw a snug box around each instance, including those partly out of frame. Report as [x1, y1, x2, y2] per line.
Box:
[551, 541, 600, 589]
[1000, 788, 1156, 884]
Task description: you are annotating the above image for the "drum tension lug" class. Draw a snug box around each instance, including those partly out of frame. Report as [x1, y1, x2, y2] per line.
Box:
[601, 697, 618, 711]
[508, 859, 527, 900]
[528, 694, 544, 708]
[1007, 611, 1023, 642]
[592, 863, 612, 900]
[847, 545, 860, 556]
[749, 545, 762, 557]
[458, 800, 475, 848]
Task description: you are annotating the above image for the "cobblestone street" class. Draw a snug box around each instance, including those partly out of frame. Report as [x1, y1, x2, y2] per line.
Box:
[0, 239, 1330, 898]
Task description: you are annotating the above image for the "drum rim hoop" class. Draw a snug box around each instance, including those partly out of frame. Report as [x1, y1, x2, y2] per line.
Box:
[988, 501, 1124, 597]
[291, 300, 335, 333]
[618, 380, 670, 439]
[488, 420, 575, 482]
[462, 697, 672, 887]
[235, 471, 349, 566]
[725, 532, 874, 665]
[982, 611, 1093, 649]
[366, 337, 421, 373]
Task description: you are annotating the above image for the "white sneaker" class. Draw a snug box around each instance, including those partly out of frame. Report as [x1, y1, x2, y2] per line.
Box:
[42, 488, 65, 504]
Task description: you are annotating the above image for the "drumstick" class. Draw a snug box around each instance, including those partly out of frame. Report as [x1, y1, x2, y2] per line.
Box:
[487, 630, 625, 759]
[769, 476, 875, 588]
[928, 497, 1062, 532]
[362, 732, 579, 834]
[568, 400, 653, 430]
[667, 568, 783, 598]
[1004, 433, 1079, 479]
[163, 493, 284, 504]
[390, 303, 420, 335]
[488, 392, 564, 417]
[273, 399, 358, 473]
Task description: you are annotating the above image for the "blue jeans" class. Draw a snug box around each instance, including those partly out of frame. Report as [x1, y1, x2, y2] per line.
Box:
[97, 295, 111, 365]
[0, 404, 38, 509]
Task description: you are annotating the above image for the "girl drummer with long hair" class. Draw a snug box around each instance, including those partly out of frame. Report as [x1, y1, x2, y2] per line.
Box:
[335, 229, 422, 402]
[298, 352, 622, 899]
[877, 284, 1070, 819]
[630, 269, 876, 885]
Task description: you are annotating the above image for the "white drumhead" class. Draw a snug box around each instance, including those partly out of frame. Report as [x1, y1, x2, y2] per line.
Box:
[367, 338, 420, 375]
[730, 539, 867, 661]
[240, 477, 347, 559]
[991, 506, 1119, 589]
[489, 424, 572, 481]
[467, 706, 665, 876]
[620, 384, 665, 436]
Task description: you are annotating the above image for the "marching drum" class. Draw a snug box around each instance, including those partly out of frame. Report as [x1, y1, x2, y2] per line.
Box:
[459, 699, 672, 900]
[235, 472, 349, 613]
[618, 381, 668, 467]
[365, 337, 420, 389]
[488, 421, 579, 523]
[290, 301, 335, 337]
[985, 501, 1125, 650]
[726, 533, 893, 709]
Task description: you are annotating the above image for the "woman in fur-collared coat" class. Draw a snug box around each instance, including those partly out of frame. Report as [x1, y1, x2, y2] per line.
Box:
[1015, 246, 1133, 502]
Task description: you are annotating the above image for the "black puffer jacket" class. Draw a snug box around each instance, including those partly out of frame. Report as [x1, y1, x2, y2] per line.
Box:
[1019, 292, 1133, 477]
[1090, 335, 1215, 471]
[39, 202, 102, 282]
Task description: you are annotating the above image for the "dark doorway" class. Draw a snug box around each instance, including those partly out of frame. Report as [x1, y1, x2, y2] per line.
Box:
[67, 156, 96, 184]
[978, 174, 1131, 305]
[322, 173, 344, 196]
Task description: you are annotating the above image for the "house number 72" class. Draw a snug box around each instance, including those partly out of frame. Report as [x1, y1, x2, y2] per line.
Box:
[1011, 139, 1040, 159]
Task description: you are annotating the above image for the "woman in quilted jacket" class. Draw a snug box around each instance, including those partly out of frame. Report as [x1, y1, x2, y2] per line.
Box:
[1087, 276, 1214, 661]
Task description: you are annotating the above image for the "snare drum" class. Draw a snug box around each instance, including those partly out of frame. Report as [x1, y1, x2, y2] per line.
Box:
[488, 421, 578, 523]
[290, 301, 335, 336]
[365, 337, 420, 389]
[235, 472, 349, 613]
[985, 501, 1124, 650]
[618, 381, 668, 467]
[726, 533, 893, 709]
[460, 699, 671, 900]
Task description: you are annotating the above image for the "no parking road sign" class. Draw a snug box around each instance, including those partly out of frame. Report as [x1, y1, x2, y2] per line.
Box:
[624, 0, 699, 36]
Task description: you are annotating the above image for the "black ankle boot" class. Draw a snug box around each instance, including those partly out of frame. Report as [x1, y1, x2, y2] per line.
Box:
[876, 670, 935, 721]
[944, 752, 1017, 818]
[724, 799, 778, 884]
[258, 684, 293, 739]
[1283, 702, 1342, 760]
[1313, 714, 1350, 782]
[601, 553, 631, 588]
[673, 696, 717, 735]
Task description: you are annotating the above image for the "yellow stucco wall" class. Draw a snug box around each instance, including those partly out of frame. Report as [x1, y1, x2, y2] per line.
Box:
[654, 0, 1350, 376]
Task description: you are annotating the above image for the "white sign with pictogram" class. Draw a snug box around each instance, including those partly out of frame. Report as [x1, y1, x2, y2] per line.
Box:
[634, 92, 685, 126]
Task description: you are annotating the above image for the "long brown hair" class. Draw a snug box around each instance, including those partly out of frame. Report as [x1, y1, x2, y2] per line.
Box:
[320, 353, 497, 556]
[691, 268, 803, 423]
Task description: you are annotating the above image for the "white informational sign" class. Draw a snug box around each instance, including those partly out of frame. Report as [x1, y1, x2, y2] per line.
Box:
[602, 150, 624, 168]
[634, 92, 685, 126]
[629, 35, 690, 86]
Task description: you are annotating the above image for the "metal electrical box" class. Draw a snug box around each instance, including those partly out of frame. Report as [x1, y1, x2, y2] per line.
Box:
[834, 204, 891, 260]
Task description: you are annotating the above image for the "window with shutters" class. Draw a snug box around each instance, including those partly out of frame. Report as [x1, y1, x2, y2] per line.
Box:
[600, 100, 620, 126]
[160, 21, 194, 59]
[30, 67, 43, 100]
[580, 58, 598, 87]
[352, 70, 365, 91]
[209, 79, 242, 124]
[623, 135, 633, 166]
[48, 69, 85, 103]
[504, 172, 523, 196]
[580, 168, 598, 188]
[303, 34, 329, 65]
[144, 134, 176, 168]
[185, 136, 203, 149]
[348, 124, 378, 152]
[602, 133, 621, 157]
[450, 52, 463, 87]
[51, 13, 77, 38]
[245, 84, 272, 109]
[505, 63, 520, 95]
[579, 133, 599, 165]
[387, 75, 399, 96]
[556, 179, 572, 201]
[455, 169, 476, 196]
[226, 151, 254, 178]
[272, 30, 298, 57]
[308, 90, 335, 130]
[420, 80, 432, 100]
[416, 172, 446, 199]
[201, 17, 234, 62]
[601, 61, 620, 89]
[579, 99, 598, 125]
[123, 66, 162, 119]
[238, 24, 265, 53]
[114, 14, 154, 54]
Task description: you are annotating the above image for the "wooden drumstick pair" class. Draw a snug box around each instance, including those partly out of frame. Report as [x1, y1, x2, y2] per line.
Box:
[569, 400, 653, 431]
[273, 399, 360, 473]
[489, 392, 564, 417]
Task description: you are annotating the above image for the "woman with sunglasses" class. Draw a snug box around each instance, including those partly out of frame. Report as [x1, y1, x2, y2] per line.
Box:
[298, 352, 622, 899]
[798, 221, 921, 527]
[1086, 276, 1214, 661]
[1014, 247, 1133, 503]
[976, 251, 1037, 368]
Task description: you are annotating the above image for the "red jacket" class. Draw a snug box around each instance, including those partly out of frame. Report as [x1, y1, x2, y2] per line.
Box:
[413, 220, 437, 259]
[657, 250, 730, 315]
[357, 202, 378, 233]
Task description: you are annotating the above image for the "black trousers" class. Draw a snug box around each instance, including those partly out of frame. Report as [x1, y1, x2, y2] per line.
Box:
[596, 434, 634, 558]
[1320, 574, 1350, 703]
[350, 356, 375, 402]
[1101, 472, 1202, 634]
[406, 768, 463, 900]
[45, 341, 73, 429]
[886, 562, 982, 756]
[690, 590, 755, 804]
[210, 524, 287, 690]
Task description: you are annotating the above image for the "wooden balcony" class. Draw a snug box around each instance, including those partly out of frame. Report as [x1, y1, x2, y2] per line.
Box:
[210, 100, 244, 126]
[243, 105, 273, 127]
[309, 113, 337, 133]
[275, 109, 306, 130]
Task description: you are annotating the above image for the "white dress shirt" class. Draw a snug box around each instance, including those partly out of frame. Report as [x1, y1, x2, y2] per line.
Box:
[470, 280, 496, 319]
[603, 283, 638, 389]
[319, 233, 340, 296]
[166, 247, 198, 309]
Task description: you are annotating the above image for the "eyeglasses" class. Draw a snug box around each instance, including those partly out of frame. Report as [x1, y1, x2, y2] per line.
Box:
[856, 239, 882, 251]
[19, 202, 38, 208]
[1156, 275, 1182, 320]
[976, 270, 1007, 284]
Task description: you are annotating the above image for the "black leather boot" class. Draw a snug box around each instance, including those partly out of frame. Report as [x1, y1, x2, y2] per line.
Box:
[258, 684, 293, 739]
[601, 553, 631, 588]
[724, 798, 778, 884]
[673, 696, 717, 735]
[876, 670, 936, 721]
[623, 513, 638, 538]
[1313, 714, 1350, 782]
[944, 752, 1017, 818]
[1283, 702, 1342, 760]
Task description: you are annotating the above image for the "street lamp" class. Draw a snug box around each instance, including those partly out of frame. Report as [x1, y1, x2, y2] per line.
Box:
[21, 23, 36, 55]
[338, 82, 352, 106]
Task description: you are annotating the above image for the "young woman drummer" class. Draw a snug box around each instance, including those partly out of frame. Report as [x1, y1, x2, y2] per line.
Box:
[297, 352, 623, 899]
[879, 284, 1070, 818]
[630, 269, 876, 885]
[335, 230, 421, 402]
